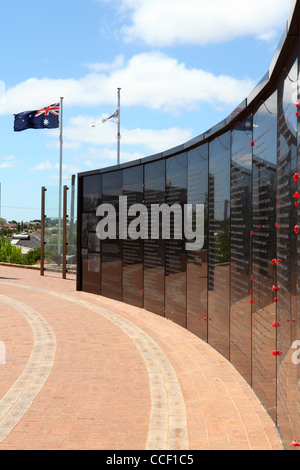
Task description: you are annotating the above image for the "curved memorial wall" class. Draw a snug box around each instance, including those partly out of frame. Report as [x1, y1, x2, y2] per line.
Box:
[77, 0, 300, 449]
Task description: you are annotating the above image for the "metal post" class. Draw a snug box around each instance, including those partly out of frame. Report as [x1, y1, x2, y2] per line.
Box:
[58, 97, 64, 265]
[62, 185, 68, 279]
[41, 187, 46, 276]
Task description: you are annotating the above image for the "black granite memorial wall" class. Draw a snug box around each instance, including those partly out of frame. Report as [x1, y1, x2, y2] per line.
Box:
[208, 132, 231, 359]
[77, 0, 300, 450]
[252, 91, 278, 422]
[165, 154, 188, 328]
[144, 160, 166, 316]
[187, 145, 209, 341]
[122, 166, 144, 308]
[101, 170, 123, 301]
[230, 119, 253, 384]
[80, 174, 102, 295]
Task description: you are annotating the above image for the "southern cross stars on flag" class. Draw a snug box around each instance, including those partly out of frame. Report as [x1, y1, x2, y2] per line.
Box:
[14, 103, 60, 132]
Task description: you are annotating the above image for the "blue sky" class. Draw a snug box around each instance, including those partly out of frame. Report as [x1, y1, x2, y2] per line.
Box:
[0, 0, 293, 222]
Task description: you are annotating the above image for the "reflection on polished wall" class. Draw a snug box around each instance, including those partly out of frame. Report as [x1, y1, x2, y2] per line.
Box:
[77, 0, 300, 450]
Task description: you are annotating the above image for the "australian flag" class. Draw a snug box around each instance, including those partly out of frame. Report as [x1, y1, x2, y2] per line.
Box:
[14, 103, 60, 132]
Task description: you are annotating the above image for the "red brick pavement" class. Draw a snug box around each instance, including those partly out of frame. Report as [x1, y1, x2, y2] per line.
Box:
[0, 266, 283, 450]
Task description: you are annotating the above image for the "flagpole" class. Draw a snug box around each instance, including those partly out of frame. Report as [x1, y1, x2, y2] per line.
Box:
[117, 88, 121, 165]
[58, 97, 64, 263]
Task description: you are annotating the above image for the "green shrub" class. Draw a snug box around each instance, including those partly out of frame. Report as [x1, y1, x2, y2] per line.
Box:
[0, 237, 23, 264]
[0, 237, 41, 266]
[22, 247, 41, 266]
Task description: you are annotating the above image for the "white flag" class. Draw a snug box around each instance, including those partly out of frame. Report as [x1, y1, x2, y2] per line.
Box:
[91, 107, 120, 127]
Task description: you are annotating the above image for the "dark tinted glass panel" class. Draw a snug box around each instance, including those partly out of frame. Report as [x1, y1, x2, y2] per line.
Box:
[144, 160, 166, 316]
[276, 55, 298, 445]
[297, 62, 300, 450]
[187, 144, 208, 341]
[101, 170, 123, 301]
[81, 175, 101, 294]
[208, 132, 231, 359]
[230, 119, 253, 384]
[252, 91, 277, 421]
[165, 154, 187, 328]
[122, 166, 144, 308]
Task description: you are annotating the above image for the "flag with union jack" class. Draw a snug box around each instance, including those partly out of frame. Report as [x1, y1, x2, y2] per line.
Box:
[14, 103, 60, 132]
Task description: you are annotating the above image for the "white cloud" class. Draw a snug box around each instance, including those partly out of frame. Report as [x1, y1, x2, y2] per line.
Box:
[86, 54, 125, 72]
[0, 155, 20, 169]
[121, 127, 192, 153]
[0, 52, 255, 116]
[115, 0, 292, 46]
[0, 161, 14, 169]
[30, 160, 54, 171]
[40, 114, 193, 171]
[82, 147, 144, 168]
[30, 160, 81, 174]
[62, 114, 193, 154]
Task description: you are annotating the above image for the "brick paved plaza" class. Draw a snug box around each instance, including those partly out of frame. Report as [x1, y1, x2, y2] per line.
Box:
[0, 266, 283, 450]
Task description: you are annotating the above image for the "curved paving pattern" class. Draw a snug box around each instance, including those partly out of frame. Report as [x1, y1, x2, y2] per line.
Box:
[0, 281, 188, 450]
[0, 295, 56, 442]
[0, 268, 284, 450]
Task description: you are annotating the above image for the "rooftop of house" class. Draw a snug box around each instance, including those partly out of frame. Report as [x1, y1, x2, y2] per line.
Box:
[10, 233, 41, 252]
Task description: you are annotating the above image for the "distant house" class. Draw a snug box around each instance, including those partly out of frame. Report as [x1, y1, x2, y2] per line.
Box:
[4, 223, 17, 230]
[11, 233, 41, 255]
[36, 228, 51, 233]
